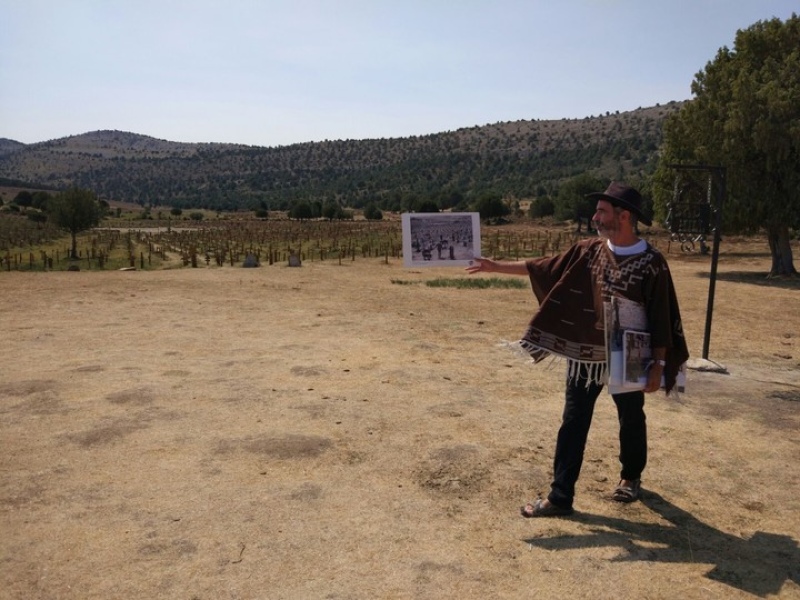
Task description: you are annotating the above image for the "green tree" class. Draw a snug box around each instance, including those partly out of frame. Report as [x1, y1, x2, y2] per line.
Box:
[363, 203, 383, 220]
[13, 190, 33, 207]
[47, 188, 102, 259]
[321, 200, 343, 220]
[31, 190, 54, 210]
[553, 174, 608, 222]
[289, 201, 314, 220]
[473, 191, 510, 221]
[529, 196, 555, 218]
[413, 199, 440, 213]
[656, 14, 799, 276]
[438, 189, 465, 210]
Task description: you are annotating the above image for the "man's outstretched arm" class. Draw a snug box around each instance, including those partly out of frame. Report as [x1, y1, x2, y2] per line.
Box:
[465, 257, 529, 276]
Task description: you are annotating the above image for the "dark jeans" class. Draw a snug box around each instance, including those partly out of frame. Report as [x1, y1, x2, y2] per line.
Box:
[547, 375, 647, 509]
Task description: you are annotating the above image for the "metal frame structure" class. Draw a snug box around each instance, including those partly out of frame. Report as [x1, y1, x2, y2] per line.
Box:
[666, 164, 726, 360]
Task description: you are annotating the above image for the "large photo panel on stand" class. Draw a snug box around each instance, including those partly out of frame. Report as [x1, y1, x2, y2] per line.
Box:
[401, 212, 482, 268]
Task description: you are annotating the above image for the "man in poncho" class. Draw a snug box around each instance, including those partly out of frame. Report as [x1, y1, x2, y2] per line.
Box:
[467, 182, 689, 517]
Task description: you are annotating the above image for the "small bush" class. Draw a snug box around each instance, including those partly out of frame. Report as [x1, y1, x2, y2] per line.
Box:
[424, 278, 526, 289]
[389, 279, 421, 285]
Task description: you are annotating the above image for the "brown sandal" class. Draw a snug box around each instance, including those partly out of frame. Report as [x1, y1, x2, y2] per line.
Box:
[520, 499, 574, 518]
[612, 479, 641, 503]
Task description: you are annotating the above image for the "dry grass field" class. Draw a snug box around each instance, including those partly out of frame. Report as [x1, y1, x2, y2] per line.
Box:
[1, 233, 798, 599]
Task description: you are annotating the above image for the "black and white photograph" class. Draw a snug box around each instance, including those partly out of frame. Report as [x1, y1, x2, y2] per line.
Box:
[401, 212, 481, 267]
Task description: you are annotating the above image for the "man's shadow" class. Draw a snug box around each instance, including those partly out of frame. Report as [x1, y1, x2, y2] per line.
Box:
[524, 491, 798, 597]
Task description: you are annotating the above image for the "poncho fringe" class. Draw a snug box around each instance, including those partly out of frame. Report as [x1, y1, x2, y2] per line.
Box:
[517, 339, 608, 387]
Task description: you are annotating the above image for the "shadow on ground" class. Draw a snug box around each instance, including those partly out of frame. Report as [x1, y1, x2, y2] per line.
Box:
[694, 270, 800, 290]
[524, 491, 799, 597]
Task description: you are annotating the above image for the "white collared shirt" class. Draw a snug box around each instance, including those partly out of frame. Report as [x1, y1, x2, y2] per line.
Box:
[607, 238, 647, 256]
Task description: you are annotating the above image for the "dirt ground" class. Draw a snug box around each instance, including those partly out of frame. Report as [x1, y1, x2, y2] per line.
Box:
[1, 236, 799, 600]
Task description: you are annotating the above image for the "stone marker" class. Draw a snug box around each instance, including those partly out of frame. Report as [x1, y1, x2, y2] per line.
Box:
[243, 254, 260, 268]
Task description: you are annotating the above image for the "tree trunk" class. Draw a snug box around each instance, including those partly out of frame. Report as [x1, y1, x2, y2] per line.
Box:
[767, 223, 797, 277]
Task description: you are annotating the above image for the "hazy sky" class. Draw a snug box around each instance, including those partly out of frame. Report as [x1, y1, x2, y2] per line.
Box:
[1, 1, 796, 146]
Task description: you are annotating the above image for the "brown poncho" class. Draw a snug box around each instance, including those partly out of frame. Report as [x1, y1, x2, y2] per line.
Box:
[519, 238, 689, 393]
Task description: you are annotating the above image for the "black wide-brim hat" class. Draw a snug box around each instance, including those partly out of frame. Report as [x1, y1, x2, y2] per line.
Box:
[586, 181, 652, 226]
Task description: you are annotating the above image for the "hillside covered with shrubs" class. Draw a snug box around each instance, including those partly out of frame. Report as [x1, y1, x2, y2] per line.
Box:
[0, 103, 681, 215]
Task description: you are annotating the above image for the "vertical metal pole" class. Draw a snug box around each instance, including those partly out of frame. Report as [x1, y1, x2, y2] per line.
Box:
[702, 168, 725, 360]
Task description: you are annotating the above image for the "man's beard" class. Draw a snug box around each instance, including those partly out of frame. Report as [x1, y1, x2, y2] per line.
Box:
[593, 220, 616, 240]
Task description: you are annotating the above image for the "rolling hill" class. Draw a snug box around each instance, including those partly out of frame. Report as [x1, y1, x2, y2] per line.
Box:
[0, 102, 682, 211]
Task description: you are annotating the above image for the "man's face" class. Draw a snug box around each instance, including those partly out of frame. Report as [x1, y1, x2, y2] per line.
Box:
[592, 200, 621, 239]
